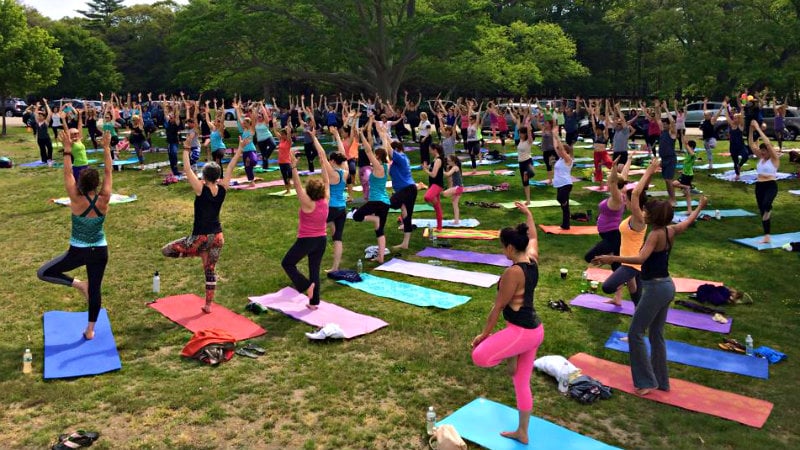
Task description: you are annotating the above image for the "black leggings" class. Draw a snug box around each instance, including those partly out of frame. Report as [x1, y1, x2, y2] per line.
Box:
[467, 141, 480, 168]
[304, 142, 317, 172]
[585, 230, 622, 271]
[327, 207, 346, 241]
[353, 201, 390, 237]
[282, 236, 326, 305]
[257, 138, 277, 169]
[602, 265, 642, 305]
[731, 148, 749, 176]
[390, 184, 419, 233]
[38, 246, 108, 323]
[419, 135, 432, 165]
[755, 180, 778, 234]
[37, 138, 53, 163]
[556, 184, 572, 229]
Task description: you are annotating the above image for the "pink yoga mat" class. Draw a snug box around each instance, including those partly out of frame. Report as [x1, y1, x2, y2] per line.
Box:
[583, 183, 650, 192]
[229, 180, 285, 190]
[584, 267, 722, 293]
[568, 353, 773, 428]
[148, 294, 266, 341]
[248, 287, 388, 339]
[375, 258, 500, 287]
[539, 225, 598, 235]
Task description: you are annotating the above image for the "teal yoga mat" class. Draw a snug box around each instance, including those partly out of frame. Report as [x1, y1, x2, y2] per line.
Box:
[438, 398, 619, 450]
[605, 331, 768, 379]
[673, 209, 756, 223]
[730, 231, 800, 250]
[337, 273, 469, 309]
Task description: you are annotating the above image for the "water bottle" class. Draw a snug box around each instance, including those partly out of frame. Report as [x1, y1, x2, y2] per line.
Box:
[432, 233, 438, 247]
[715, 209, 721, 220]
[745, 335, 753, 356]
[356, 259, 363, 274]
[22, 349, 32, 374]
[425, 406, 437, 436]
[152, 271, 160, 293]
[581, 271, 589, 293]
[428, 226, 434, 241]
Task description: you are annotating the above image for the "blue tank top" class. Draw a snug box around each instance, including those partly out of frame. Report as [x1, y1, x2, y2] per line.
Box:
[658, 130, 675, 158]
[330, 169, 347, 208]
[238, 123, 257, 152]
[255, 122, 272, 141]
[70, 194, 107, 247]
[210, 130, 225, 150]
[368, 163, 390, 204]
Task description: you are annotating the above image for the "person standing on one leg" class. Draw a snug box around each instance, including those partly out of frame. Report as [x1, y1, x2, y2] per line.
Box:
[509, 107, 534, 205]
[384, 125, 418, 250]
[443, 155, 464, 225]
[657, 100, 678, 205]
[552, 131, 574, 230]
[422, 143, 445, 231]
[673, 135, 697, 214]
[699, 98, 724, 171]
[322, 129, 349, 272]
[750, 120, 780, 244]
[352, 129, 391, 263]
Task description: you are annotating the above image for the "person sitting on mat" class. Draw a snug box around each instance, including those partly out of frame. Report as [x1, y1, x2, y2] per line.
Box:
[750, 120, 780, 244]
[593, 193, 708, 395]
[37, 131, 114, 340]
[161, 137, 245, 314]
[281, 132, 330, 310]
[443, 154, 464, 225]
[472, 202, 544, 445]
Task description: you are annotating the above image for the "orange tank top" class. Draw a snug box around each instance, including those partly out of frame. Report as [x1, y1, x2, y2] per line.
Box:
[619, 216, 647, 271]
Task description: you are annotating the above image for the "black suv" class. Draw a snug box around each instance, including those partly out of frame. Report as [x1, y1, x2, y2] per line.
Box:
[3, 98, 27, 117]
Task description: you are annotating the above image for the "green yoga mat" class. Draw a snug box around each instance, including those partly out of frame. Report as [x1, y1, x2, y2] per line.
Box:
[389, 203, 434, 213]
[500, 199, 581, 209]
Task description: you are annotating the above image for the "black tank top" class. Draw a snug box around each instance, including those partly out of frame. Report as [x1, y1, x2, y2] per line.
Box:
[502, 262, 541, 329]
[192, 185, 226, 235]
[641, 228, 672, 280]
[429, 157, 444, 187]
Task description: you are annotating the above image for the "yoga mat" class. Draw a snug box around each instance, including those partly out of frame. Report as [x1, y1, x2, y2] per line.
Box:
[584, 267, 723, 293]
[693, 162, 736, 170]
[248, 287, 388, 339]
[569, 293, 731, 333]
[583, 182, 645, 192]
[20, 160, 47, 167]
[105, 157, 139, 167]
[229, 180, 285, 190]
[52, 193, 137, 206]
[389, 203, 435, 213]
[568, 353, 773, 428]
[267, 189, 297, 197]
[789, 190, 800, 196]
[438, 398, 619, 450]
[500, 199, 581, 209]
[463, 170, 515, 176]
[730, 231, 800, 250]
[410, 218, 480, 228]
[337, 273, 469, 309]
[712, 169, 793, 184]
[253, 166, 279, 173]
[539, 225, 598, 235]
[675, 200, 699, 207]
[231, 176, 263, 184]
[148, 294, 266, 341]
[425, 228, 500, 240]
[43, 309, 121, 379]
[417, 247, 512, 267]
[52, 159, 98, 168]
[647, 190, 685, 197]
[375, 258, 500, 287]
[605, 331, 769, 379]
[298, 169, 323, 176]
[462, 184, 493, 193]
[672, 209, 756, 223]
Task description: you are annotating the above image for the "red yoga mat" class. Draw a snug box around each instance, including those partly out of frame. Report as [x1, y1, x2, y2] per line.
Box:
[539, 225, 598, 235]
[148, 294, 266, 341]
[584, 267, 723, 293]
[568, 353, 773, 428]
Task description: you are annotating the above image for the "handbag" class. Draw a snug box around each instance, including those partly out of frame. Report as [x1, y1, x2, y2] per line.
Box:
[429, 424, 467, 450]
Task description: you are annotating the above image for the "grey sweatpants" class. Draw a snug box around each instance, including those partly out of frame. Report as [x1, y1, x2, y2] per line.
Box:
[628, 277, 675, 390]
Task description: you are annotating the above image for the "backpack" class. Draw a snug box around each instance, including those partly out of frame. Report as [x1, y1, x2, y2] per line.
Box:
[0, 157, 12, 168]
[181, 329, 236, 365]
[695, 284, 731, 306]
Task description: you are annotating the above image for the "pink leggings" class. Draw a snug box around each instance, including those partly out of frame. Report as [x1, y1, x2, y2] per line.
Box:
[472, 323, 544, 411]
[423, 184, 444, 229]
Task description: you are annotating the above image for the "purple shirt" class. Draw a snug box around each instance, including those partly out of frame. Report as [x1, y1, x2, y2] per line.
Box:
[597, 197, 624, 233]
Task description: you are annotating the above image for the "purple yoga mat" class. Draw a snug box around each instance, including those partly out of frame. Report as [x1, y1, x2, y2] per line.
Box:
[375, 258, 500, 287]
[416, 247, 512, 267]
[248, 287, 388, 339]
[569, 294, 732, 334]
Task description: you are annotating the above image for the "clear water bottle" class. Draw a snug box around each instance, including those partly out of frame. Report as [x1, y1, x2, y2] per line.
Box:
[715, 209, 721, 220]
[356, 259, 363, 274]
[426, 406, 437, 436]
[152, 271, 160, 293]
[581, 271, 589, 293]
[432, 233, 438, 247]
[428, 226, 434, 241]
[745, 334, 753, 356]
[23, 349, 32, 374]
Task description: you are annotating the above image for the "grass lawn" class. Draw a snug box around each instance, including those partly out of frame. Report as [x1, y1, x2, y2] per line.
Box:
[0, 124, 799, 449]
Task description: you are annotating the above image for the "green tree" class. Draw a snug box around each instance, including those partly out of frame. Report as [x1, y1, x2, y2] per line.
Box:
[0, 0, 63, 135]
[78, 0, 125, 28]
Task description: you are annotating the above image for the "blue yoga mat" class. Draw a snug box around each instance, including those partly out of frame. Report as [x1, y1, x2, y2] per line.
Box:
[438, 398, 619, 450]
[337, 273, 470, 309]
[604, 331, 768, 379]
[43, 309, 121, 379]
[730, 231, 800, 250]
[673, 209, 756, 223]
[20, 160, 47, 167]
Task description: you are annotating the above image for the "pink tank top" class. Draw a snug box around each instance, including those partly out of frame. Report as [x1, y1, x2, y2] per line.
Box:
[597, 197, 624, 233]
[297, 199, 329, 238]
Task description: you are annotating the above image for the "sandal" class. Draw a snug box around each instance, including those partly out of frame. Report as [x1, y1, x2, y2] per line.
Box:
[718, 342, 745, 353]
[235, 348, 259, 359]
[243, 344, 266, 355]
[53, 431, 99, 449]
[711, 313, 729, 324]
[722, 338, 746, 353]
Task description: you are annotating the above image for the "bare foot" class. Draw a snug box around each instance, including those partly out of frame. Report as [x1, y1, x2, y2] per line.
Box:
[635, 387, 654, 396]
[324, 267, 339, 273]
[620, 336, 629, 342]
[500, 430, 528, 444]
[306, 304, 319, 310]
[83, 329, 95, 340]
[759, 235, 771, 244]
[74, 280, 89, 300]
[306, 282, 315, 300]
[392, 244, 408, 250]
[452, 220, 460, 225]
[202, 303, 212, 314]
[603, 299, 622, 306]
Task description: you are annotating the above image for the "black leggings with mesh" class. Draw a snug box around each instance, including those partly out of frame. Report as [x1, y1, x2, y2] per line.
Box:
[38, 246, 108, 322]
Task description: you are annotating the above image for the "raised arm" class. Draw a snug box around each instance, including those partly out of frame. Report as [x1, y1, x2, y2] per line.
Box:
[182, 138, 203, 195]
[553, 130, 571, 165]
[631, 158, 660, 224]
[670, 196, 709, 234]
[220, 138, 246, 189]
[360, 129, 384, 178]
[752, 120, 779, 164]
[607, 156, 623, 209]
[60, 131, 78, 199]
[99, 132, 113, 196]
[515, 201, 538, 262]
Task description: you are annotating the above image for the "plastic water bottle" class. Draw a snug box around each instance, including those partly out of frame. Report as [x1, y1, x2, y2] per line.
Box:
[22, 349, 32, 374]
[152, 271, 160, 293]
[581, 271, 589, 293]
[428, 226, 434, 241]
[426, 406, 437, 436]
[432, 232, 438, 247]
[745, 335, 753, 356]
[715, 209, 721, 220]
[356, 259, 363, 274]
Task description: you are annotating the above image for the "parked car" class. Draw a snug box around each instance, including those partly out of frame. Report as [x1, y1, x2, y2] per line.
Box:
[683, 101, 726, 127]
[761, 106, 799, 141]
[3, 98, 28, 117]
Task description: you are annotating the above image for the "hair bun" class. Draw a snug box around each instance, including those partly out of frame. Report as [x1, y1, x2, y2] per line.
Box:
[516, 223, 529, 236]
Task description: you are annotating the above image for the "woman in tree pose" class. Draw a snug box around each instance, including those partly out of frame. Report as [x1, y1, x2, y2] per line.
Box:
[235, 100, 259, 182]
[472, 202, 543, 445]
[161, 138, 245, 313]
[352, 127, 391, 263]
[323, 127, 350, 272]
[749, 120, 780, 244]
[726, 109, 748, 181]
[384, 124, 418, 251]
[552, 127, 574, 230]
[509, 107, 534, 205]
[443, 154, 464, 225]
[59, 108, 90, 180]
[589, 100, 613, 189]
[204, 100, 227, 166]
[255, 102, 277, 170]
[37, 131, 113, 340]
[33, 100, 54, 165]
[422, 143, 445, 231]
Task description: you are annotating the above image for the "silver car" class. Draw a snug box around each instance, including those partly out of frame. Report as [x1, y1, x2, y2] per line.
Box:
[761, 106, 799, 141]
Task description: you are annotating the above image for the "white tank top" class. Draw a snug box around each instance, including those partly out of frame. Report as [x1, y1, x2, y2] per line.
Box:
[517, 140, 532, 162]
[552, 158, 573, 188]
[756, 158, 777, 176]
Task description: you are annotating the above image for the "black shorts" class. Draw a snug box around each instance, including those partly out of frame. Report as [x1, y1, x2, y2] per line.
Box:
[518, 159, 535, 187]
[212, 149, 225, 161]
[542, 150, 558, 172]
[353, 201, 390, 237]
[326, 207, 346, 241]
[566, 131, 579, 145]
[611, 151, 628, 165]
[279, 163, 292, 184]
[678, 174, 693, 187]
[347, 159, 357, 184]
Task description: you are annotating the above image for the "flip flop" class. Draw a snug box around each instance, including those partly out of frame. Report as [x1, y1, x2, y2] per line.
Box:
[243, 344, 266, 355]
[53, 431, 99, 449]
[235, 348, 259, 359]
[711, 313, 729, 324]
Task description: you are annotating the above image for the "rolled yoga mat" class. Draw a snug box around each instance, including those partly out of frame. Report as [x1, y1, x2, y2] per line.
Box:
[43, 309, 122, 379]
[148, 294, 266, 341]
[416, 247, 512, 267]
[730, 231, 800, 250]
[605, 331, 769, 379]
[337, 273, 470, 309]
[584, 267, 723, 293]
[437, 397, 620, 450]
[539, 225, 598, 235]
[568, 353, 773, 428]
[569, 293, 732, 334]
[248, 287, 388, 339]
[374, 258, 500, 287]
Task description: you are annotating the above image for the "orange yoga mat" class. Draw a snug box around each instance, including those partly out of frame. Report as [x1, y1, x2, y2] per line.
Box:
[584, 267, 722, 293]
[568, 353, 773, 428]
[539, 225, 598, 235]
